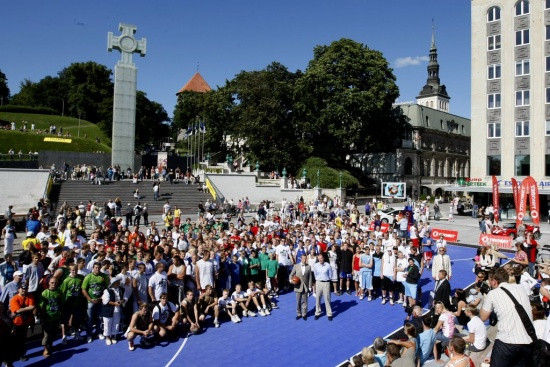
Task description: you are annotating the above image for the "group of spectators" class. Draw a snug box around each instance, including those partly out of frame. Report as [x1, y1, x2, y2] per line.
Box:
[1, 194, 550, 366]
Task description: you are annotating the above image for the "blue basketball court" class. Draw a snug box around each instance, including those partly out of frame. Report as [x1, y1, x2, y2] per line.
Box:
[15, 245, 508, 367]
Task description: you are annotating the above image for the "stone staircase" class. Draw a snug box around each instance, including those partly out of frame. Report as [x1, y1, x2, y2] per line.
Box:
[49, 180, 213, 215]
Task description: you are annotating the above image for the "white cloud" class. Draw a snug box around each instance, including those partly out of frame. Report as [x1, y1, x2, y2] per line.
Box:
[394, 56, 429, 68]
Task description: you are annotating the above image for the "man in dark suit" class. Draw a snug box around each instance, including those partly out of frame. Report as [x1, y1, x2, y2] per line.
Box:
[432, 269, 451, 309]
[289, 254, 313, 320]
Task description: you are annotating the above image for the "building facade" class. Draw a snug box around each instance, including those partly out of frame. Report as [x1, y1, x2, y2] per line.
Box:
[361, 30, 471, 199]
[469, 0, 550, 215]
[471, 0, 550, 184]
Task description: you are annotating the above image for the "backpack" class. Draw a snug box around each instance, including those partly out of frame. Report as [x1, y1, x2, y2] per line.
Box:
[134, 206, 141, 215]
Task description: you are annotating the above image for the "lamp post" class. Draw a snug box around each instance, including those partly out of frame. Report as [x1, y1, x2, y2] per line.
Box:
[316, 169, 320, 188]
[339, 170, 343, 189]
[302, 167, 307, 180]
[282, 167, 287, 178]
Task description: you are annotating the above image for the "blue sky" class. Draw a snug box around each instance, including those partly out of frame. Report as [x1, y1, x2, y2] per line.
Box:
[1, 0, 471, 119]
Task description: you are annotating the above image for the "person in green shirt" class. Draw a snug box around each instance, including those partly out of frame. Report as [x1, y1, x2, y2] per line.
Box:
[249, 250, 261, 283]
[59, 264, 85, 342]
[39, 277, 63, 357]
[82, 262, 109, 343]
[258, 246, 270, 275]
[266, 253, 279, 294]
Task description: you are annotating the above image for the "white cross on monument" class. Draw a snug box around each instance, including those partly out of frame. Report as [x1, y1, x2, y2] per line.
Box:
[107, 23, 147, 171]
[108, 23, 147, 65]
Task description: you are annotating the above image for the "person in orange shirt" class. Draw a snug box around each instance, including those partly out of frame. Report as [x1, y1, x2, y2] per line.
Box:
[9, 282, 36, 361]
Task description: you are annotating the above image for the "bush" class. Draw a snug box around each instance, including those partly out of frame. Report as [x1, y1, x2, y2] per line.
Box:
[299, 157, 359, 189]
[0, 105, 57, 115]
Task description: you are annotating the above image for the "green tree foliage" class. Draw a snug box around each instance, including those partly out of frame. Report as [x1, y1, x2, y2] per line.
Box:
[295, 38, 408, 165]
[0, 69, 10, 104]
[9, 61, 171, 151]
[135, 91, 170, 151]
[173, 88, 233, 158]
[227, 62, 307, 172]
[300, 157, 359, 189]
[58, 61, 113, 125]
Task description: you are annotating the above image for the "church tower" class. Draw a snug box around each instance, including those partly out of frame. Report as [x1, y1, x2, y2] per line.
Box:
[416, 26, 450, 112]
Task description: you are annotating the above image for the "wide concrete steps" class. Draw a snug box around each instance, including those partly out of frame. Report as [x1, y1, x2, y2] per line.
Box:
[50, 180, 213, 215]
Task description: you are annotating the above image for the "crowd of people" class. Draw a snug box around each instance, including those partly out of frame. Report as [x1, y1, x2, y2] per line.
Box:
[0, 195, 549, 366]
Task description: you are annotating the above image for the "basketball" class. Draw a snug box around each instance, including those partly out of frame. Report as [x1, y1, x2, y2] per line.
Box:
[291, 276, 301, 285]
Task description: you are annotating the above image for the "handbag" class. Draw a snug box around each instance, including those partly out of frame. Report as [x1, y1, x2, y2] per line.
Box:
[500, 287, 550, 367]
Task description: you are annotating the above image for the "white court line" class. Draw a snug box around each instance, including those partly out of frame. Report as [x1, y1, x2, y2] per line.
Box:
[165, 333, 190, 367]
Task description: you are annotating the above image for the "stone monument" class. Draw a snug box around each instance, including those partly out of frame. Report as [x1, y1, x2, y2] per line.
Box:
[107, 23, 147, 171]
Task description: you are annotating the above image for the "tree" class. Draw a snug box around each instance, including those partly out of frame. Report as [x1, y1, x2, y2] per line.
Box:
[173, 88, 233, 159]
[0, 69, 10, 105]
[135, 91, 170, 151]
[295, 38, 407, 165]
[58, 62, 113, 125]
[226, 62, 307, 172]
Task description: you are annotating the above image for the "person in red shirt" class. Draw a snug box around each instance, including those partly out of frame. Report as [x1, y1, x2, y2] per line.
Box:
[9, 282, 36, 361]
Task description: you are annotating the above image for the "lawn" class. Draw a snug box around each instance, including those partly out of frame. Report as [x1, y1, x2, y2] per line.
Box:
[0, 112, 111, 153]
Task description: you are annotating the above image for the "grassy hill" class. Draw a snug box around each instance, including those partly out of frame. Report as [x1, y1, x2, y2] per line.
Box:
[0, 112, 111, 153]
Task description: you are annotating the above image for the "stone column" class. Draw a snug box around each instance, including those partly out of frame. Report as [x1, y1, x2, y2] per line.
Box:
[107, 23, 147, 171]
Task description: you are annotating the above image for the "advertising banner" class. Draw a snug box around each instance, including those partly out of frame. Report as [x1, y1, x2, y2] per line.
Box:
[479, 233, 514, 249]
[368, 222, 389, 232]
[381, 182, 406, 199]
[511, 178, 519, 209]
[430, 228, 459, 242]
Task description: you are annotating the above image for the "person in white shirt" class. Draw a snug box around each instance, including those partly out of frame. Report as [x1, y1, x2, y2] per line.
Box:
[195, 250, 215, 291]
[434, 234, 447, 249]
[479, 268, 533, 366]
[463, 305, 487, 352]
[148, 263, 168, 302]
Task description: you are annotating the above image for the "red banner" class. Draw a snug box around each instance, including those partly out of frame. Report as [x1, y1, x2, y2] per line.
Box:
[430, 228, 459, 242]
[517, 178, 529, 227]
[368, 222, 389, 232]
[492, 176, 499, 223]
[516, 176, 540, 226]
[479, 233, 514, 249]
[511, 178, 519, 209]
[526, 176, 540, 226]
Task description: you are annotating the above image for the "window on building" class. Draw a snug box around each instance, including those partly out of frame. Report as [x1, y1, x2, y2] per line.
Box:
[487, 6, 501, 21]
[488, 35, 501, 50]
[515, 29, 529, 46]
[515, 90, 530, 106]
[515, 121, 530, 136]
[487, 122, 501, 138]
[404, 158, 413, 175]
[488, 64, 501, 79]
[515, 60, 530, 76]
[546, 155, 550, 176]
[547, 0, 550, 9]
[515, 0, 529, 16]
[487, 156, 501, 175]
[547, 25, 550, 40]
[547, 88, 550, 103]
[547, 57, 550, 72]
[425, 116, 429, 126]
[440, 120, 443, 129]
[515, 155, 530, 176]
[546, 121, 550, 135]
[488, 93, 501, 109]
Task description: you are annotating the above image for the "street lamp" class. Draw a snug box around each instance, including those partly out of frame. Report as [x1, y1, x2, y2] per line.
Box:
[316, 169, 320, 188]
[302, 167, 307, 179]
[255, 161, 260, 172]
[282, 167, 287, 178]
[339, 170, 343, 189]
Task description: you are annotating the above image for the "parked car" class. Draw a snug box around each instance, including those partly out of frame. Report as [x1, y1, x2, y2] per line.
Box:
[491, 222, 541, 240]
[376, 207, 404, 224]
